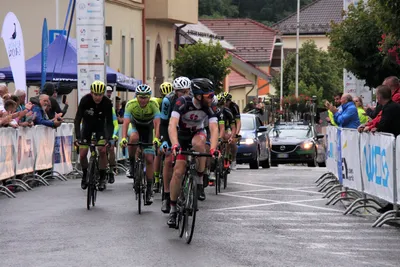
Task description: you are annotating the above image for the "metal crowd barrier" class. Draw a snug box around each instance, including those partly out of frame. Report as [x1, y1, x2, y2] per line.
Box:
[0, 124, 76, 198]
[315, 126, 400, 227]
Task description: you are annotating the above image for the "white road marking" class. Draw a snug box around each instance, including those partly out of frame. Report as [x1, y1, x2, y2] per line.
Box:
[211, 194, 339, 212]
[230, 182, 324, 195]
[226, 187, 317, 194]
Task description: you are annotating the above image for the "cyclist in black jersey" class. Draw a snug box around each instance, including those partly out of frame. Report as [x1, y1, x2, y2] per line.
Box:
[74, 81, 114, 191]
[167, 78, 220, 228]
[224, 92, 241, 170]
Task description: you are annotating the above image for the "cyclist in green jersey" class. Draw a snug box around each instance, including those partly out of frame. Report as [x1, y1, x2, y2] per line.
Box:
[153, 82, 173, 192]
[120, 84, 161, 205]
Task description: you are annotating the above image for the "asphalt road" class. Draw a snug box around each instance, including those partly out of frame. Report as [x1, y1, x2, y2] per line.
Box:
[1, 165, 400, 267]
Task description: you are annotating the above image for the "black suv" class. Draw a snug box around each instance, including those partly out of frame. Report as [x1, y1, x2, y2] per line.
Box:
[268, 121, 326, 167]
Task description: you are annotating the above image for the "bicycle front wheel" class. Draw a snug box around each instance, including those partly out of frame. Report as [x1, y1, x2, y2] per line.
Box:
[87, 185, 92, 210]
[184, 176, 197, 244]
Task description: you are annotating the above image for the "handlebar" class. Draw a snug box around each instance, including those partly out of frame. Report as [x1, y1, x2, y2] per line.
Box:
[177, 150, 214, 158]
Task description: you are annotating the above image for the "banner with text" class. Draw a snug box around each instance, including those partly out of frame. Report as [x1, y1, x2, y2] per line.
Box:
[341, 128, 363, 191]
[16, 127, 35, 175]
[0, 127, 16, 181]
[34, 126, 56, 171]
[1, 12, 26, 92]
[326, 126, 338, 178]
[76, 0, 106, 102]
[54, 123, 74, 174]
[360, 133, 395, 203]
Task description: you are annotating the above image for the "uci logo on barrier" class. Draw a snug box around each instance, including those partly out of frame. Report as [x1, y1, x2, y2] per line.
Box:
[363, 144, 389, 187]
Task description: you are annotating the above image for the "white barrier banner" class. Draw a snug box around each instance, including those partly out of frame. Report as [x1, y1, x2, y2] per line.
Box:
[360, 133, 395, 203]
[54, 123, 74, 174]
[16, 127, 35, 175]
[0, 128, 16, 181]
[117, 125, 128, 160]
[34, 126, 56, 171]
[326, 126, 338, 177]
[341, 129, 363, 191]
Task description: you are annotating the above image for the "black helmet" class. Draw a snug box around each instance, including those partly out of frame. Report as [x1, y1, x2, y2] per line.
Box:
[190, 78, 214, 95]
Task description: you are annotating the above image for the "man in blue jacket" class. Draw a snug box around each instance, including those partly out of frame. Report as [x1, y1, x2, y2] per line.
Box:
[31, 94, 62, 128]
[328, 94, 360, 129]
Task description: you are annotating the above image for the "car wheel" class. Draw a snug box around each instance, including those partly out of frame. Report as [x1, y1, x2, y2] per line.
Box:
[318, 161, 326, 167]
[261, 150, 271, 169]
[249, 149, 260, 169]
[307, 151, 317, 167]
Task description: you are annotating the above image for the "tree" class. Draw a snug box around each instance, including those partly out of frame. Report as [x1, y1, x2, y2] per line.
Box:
[168, 41, 231, 93]
[271, 40, 342, 102]
[199, 0, 313, 25]
[199, 0, 239, 18]
[328, 0, 400, 88]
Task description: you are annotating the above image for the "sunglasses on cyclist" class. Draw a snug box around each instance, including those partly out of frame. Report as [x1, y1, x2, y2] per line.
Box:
[138, 95, 150, 99]
[203, 93, 214, 99]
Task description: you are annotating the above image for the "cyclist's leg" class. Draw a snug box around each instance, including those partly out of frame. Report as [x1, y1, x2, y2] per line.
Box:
[79, 128, 92, 189]
[141, 126, 155, 204]
[192, 130, 207, 201]
[96, 132, 108, 191]
[128, 124, 139, 178]
[161, 152, 173, 213]
[230, 138, 238, 170]
[153, 129, 162, 192]
[204, 126, 212, 186]
[107, 143, 116, 183]
[167, 136, 189, 227]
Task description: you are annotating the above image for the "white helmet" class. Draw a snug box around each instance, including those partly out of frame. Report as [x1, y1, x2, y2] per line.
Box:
[173, 76, 191, 90]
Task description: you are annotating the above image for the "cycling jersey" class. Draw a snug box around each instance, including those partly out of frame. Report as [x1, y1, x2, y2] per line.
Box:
[160, 92, 178, 143]
[229, 101, 241, 121]
[152, 97, 163, 109]
[124, 98, 161, 126]
[171, 96, 218, 133]
[74, 94, 113, 141]
[112, 107, 119, 136]
[221, 107, 235, 130]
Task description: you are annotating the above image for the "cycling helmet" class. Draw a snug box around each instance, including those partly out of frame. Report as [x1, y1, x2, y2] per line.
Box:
[135, 84, 152, 96]
[217, 93, 225, 104]
[223, 92, 233, 101]
[159, 82, 173, 96]
[173, 77, 191, 90]
[190, 78, 214, 95]
[91, 80, 106, 94]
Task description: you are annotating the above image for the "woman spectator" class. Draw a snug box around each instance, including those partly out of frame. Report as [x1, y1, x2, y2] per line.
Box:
[353, 96, 368, 124]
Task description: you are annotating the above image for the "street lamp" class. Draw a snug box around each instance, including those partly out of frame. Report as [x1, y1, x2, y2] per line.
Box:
[295, 0, 300, 98]
[274, 42, 284, 111]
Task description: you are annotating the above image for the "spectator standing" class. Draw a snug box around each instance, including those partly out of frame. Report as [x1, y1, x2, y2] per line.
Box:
[328, 94, 360, 129]
[0, 84, 10, 111]
[31, 94, 62, 128]
[353, 96, 368, 124]
[41, 82, 68, 119]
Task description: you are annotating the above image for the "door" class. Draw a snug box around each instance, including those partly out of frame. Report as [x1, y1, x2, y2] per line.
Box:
[154, 44, 163, 98]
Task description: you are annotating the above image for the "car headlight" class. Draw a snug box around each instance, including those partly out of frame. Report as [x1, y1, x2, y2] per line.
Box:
[241, 138, 254, 145]
[301, 141, 314, 150]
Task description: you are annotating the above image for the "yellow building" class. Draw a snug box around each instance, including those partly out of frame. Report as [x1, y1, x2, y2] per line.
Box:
[0, 0, 198, 117]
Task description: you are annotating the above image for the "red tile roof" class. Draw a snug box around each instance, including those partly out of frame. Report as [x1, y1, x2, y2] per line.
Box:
[200, 19, 277, 63]
[228, 51, 271, 80]
[229, 69, 253, 88]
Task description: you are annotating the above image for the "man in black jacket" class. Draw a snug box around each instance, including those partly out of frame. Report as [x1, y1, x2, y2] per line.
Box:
[41, 82, 69, 119]
[370, 85, 400, 136]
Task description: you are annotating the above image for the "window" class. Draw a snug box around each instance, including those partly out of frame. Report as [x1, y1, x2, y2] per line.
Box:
[168, 41, 172, 77]
[121, 35, 126, 74]
[146, 39, 150, 80]
[130, 38, 134, 77]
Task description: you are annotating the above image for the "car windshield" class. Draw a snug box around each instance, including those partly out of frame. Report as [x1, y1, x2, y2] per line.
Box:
[269, 127, 312, 138]
[241, 116, 255, 130]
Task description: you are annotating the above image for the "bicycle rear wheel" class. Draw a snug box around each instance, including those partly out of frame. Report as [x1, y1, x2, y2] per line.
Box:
[223, 170, 228, 189]
[135, 161, 142, 214]
[184, 176, 197, 244]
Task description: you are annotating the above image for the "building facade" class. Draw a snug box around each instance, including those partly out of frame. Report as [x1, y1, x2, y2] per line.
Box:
[0, 0, 198, 117]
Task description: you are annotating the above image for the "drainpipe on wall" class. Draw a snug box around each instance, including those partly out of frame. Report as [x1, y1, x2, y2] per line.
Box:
[175, 24, 187, 50]
[142, 0, 146, 83]
[245, 77, 257, 104]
